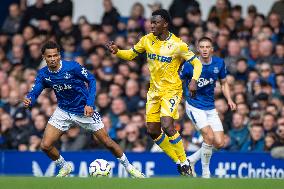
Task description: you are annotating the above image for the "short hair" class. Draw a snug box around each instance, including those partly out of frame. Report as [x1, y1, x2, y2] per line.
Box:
[197, 36, 213, 45]
[41, 41, 60, 54]
[152, 9, 171, 23]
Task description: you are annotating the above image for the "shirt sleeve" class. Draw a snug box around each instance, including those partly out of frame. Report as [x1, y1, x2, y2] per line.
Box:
[116, 35, 146, 60]
[179, 42, 202, 81]
[26, 73, 45, 106]
[219, 60, 227, 79]
[179, 42, 196, 62]
[73, 62, 96, 106]
[179, 61, 193, 80]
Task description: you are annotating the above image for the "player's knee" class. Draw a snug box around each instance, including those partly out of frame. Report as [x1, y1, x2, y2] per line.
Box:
[146, 125, 161, 139]
[161, 121, 175, 136]
[162, 126, 175, 136]
[202, 129, 214, 145]
[214, 140, 225, 149]
[40, 141, 52, 152]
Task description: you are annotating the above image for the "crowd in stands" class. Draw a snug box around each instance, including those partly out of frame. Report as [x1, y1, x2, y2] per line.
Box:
[0, 0, 284, 156]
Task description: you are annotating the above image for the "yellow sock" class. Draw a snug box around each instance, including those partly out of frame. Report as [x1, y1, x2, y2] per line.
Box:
[154, 132, 179, 163]
[168, 132, 187, 163]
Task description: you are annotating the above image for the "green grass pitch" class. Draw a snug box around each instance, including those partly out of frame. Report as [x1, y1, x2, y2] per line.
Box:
[0, 177, 283, 189]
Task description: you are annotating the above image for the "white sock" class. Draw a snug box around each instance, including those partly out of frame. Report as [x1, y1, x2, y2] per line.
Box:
[187, 149, 201, 163]
[180, 160, 189, 167]
[54, 155, 67, 169]
[117, 153, 130, 170]
[201, 142, 213, 175]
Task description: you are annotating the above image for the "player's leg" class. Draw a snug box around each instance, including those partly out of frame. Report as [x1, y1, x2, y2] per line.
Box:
[185, 102, 213, 177]
[200, 109, 225, 178]
[43, 108, 73, 177]
[41, 123, 63, 160]
[199, 126, 214, 178]
[213, 131, 225, 149]
[76, 111, 144, 178]
[146, 91, 179, 164]
[161, 91, 192, 176]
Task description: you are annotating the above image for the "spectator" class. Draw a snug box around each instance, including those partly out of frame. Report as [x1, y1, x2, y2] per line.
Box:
[0, 113, 13, 148]
[271, 124, 284, 159]
[148, 1, 162, 12]
[241, 124, 265, 152]
[96, 92, 111, 116]
[123, 123, 140, 151]
[124, 79, 142, 112]
[215, 97, 232, 132]
[47, 0, 73, 22]
[32, 113, 47, 137]
[5, 108, 33, 149]
[264, 132, 277, 151]
[270, 0, 284, 21]
[228, 112, 249, 151]
[109, 97, 127, 139]
[101, 0, 120, 30]
[169, 0, 199, 34]
[61, 126, 87, 151]
[1, 3, 22, 35]
[208, 0, 230, 26]
[231, 5, 243, 31]
[20, 0, 49, 30]
[128, 2, 145, 30]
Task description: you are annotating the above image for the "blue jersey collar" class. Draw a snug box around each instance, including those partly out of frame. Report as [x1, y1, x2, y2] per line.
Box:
[199, 56, 212, 65]
[48, 60, 62, 73]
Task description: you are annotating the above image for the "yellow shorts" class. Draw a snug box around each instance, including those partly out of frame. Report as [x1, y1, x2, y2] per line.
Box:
[146, 90, 182, 122]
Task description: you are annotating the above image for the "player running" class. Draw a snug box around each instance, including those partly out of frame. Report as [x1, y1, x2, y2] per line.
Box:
[179, 37, 236, 178]
[23, 41, 144, 178]
[106, 9, 202, 176]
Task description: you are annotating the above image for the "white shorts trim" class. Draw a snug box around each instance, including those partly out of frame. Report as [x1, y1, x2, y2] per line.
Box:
[48, 107, 104, 132]
[185, 102, 223, 132]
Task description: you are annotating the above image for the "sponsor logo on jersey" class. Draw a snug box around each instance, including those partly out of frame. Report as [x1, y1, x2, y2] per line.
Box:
[52, 84, 72, 92]
[147, 53, 172, 63]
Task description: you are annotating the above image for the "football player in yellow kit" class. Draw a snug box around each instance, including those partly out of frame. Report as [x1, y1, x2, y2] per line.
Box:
[106, 9, 202, 176]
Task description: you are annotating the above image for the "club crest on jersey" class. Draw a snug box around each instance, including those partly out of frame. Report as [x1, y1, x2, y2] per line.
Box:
[64, 72, 72, 79]
[213, 67, 219, 73]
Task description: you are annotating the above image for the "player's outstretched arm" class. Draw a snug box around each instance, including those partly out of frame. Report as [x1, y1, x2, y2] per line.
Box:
[221, 79, 236, 110]
[105, 41, 119, 54]
[25, 74, 45, 108]
[106, 36, 145, 61]
[23, 98, 31, 108]
[179, 42, 202, 98]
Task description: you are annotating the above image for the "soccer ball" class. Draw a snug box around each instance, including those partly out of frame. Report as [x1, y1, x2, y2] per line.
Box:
[89, 159, 111, 177]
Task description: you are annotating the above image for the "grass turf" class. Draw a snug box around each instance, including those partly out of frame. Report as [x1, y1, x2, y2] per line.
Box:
[0, 177, 283, 189]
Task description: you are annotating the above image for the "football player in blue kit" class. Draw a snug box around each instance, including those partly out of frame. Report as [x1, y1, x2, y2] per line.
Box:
[23, 41, 144, 178]
[180, 37, 236, 178]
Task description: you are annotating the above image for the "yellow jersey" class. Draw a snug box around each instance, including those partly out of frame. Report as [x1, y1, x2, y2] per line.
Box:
[116, 32, 202, 91]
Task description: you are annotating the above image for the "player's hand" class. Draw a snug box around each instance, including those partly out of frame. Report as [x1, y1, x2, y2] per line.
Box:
[105, 41, 118, 54]
[228, 100, 237, 111]
[23, 98, 31, 108]
[189, 79, 197, 98]
[84, 105, 94, 117]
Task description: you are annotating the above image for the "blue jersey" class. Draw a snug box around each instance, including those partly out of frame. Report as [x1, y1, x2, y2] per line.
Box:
[180, 56, 227, 110]
[27, 60, 96, 115]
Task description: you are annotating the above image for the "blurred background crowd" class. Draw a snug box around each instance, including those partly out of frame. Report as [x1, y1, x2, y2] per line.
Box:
[0, 0, 284, 156]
